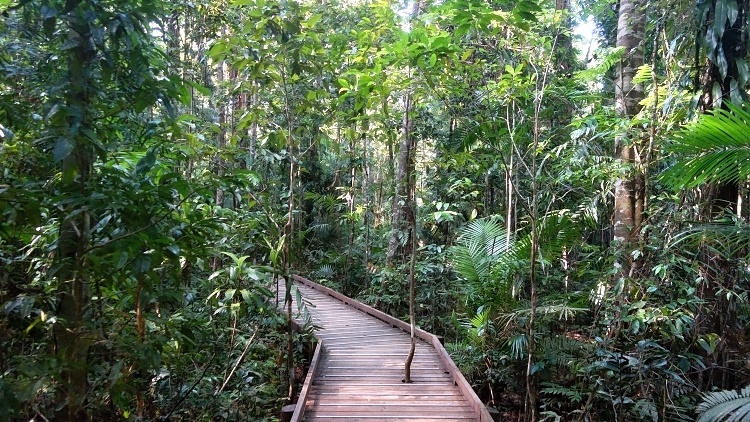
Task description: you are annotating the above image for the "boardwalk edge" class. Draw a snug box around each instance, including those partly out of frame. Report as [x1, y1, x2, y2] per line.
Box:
[290, 336, 323, 421]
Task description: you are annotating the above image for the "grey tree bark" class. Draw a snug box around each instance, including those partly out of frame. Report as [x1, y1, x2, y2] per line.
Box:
[612, 0, 646, 278]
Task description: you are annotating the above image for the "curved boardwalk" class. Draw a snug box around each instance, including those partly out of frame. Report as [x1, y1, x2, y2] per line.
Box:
[278, 276, 492, 422]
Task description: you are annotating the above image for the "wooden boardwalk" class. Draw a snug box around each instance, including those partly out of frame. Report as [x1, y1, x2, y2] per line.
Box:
[278, 275, 493, 422]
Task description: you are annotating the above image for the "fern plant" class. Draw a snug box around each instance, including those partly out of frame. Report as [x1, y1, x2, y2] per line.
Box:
[696, 385, 750, 422]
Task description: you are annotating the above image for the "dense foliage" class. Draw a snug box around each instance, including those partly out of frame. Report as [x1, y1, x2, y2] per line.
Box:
[2, 0, 750, 421]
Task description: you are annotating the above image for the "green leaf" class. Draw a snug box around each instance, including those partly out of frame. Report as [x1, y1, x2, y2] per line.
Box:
[712, 81, 724, 108]
[53, 137, 73, 161]
[716, 46, 729, 79]
[736, 59, 749, 85]
[726, 0, 739, 25]
[729, 79, 742, 105]
[207, 41, 229, 60]
[516, 0, 542, 12]
[307, 13, 322, 27]
[429, 53, 437, 67]
[632, 64, 652, 85]
[132, 254, 151, 275]
[256, 285, 272, 298]
[714, 0, 727, 38]
[513, 10, 537, 24]
[41, 5, 56, 37]
[115, 251, 129, 269]
[135, 147, 157, 175]
[185, 79, 211, 96]
[241, 289, 252, 304]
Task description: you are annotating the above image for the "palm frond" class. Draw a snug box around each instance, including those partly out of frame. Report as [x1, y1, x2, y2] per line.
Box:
[662, 102, 750, 189]
[463, 306, 495, 344]
[506, 333, 528, 359]
[696, 385, 750, 422]
[306, 223, 333, 236]
[513, 211, 583, 268]
[575, 46, 625, 82]
[303, 191, 342, 213]
[450, 212, 582, 285]
[449, 217, 512, 285]
[316, 264, 336, 279]
[499, 300, 588, 329]
[670, 219, 750, 259]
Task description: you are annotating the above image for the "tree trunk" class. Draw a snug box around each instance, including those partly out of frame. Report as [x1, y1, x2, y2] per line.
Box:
[404, 208, 417, 383]
[53, 14, 97, 422]
[612, 0, 646, 278]
[386, 0, 423, 265]
[215, 56, 226, 209]
[280, 67, 297, 402]
[362, 118, 371, 289]
[387, 93, 415, 264]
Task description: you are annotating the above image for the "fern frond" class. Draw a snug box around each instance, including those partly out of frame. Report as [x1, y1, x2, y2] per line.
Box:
[632, 64, 653, 85]
[540, 382, 583, 404]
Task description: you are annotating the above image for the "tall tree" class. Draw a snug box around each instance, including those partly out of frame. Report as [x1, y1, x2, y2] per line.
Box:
[52, 6, 96, 419]
[612, 0, 646, 278]
[386, 0, 424, 265]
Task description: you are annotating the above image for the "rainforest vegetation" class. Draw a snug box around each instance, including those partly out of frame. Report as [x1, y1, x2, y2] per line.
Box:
[2, 0, 750, 420]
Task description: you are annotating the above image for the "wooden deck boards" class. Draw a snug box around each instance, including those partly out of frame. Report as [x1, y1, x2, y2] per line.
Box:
[278, 277, 493, 422]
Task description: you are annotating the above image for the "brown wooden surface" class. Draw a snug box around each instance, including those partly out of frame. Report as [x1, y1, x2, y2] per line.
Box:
[278, 276, 494, 422]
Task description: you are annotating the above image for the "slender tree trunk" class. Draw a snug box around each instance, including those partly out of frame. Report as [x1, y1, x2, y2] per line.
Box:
[249, 82, 259, 163]
[280, 67, 297, 402]
[362, 118, 371, 288]
[387, 92, 414, 264]
[345, 131, 356, 294]
[404, 205, 417, 383]
[505, 154, 514, 247]
[387, 0, 422, 265]
[215, 56, 226, 208]
[404, 95, 419, 381]
[612, 0, 646, 278]
[53, 13, 97, 422]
